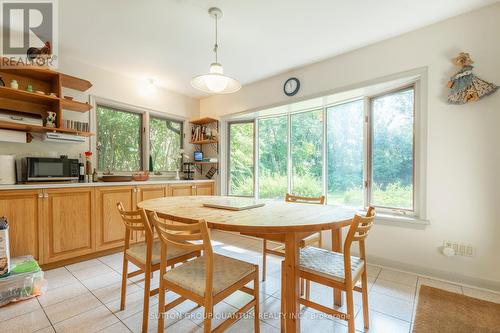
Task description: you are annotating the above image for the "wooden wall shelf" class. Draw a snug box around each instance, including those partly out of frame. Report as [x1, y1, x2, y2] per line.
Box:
[0, 120, 94, 137]
[193, 161, 218, 165]
[0, 86, 59, 106]
[0, 65, 93, 139]
[61, 99, 92, 112]
[190, 117, 218, 126]
[60, 74, 92, 92]
[189, 139, 218, 145]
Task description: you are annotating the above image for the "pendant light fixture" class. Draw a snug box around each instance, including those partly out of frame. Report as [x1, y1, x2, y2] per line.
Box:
[191, 7, 241, 94]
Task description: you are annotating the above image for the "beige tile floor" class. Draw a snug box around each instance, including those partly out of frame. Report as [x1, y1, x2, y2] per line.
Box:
[1, 230, 500, 333]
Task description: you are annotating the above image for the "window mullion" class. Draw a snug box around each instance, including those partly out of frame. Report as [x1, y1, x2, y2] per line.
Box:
[322, 106, 327, 202]
[287, 112, 292, 194]
[254, 119, 259, 199]
[364, 96, 371, 209]
[143, 111, 149, 172]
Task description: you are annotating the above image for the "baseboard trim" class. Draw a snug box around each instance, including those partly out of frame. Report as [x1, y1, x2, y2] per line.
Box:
[364, 254, 500, 293]
[217, 229, 500, 293]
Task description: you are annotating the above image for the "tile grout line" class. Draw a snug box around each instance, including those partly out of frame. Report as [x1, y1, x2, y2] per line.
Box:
[34, 295, 56, 333]
[54, 263, 126, 332]
[96, 255, 204, 332]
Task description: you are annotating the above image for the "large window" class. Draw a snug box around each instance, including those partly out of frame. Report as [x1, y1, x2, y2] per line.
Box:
[370, 88, 414, 210]
[258, 116, 288, 198]
[291, 110, 323, 197]
[96, 103, 184, 173]
[150, 117, 183, 171]
[97, 105, 142, 171]
[228, 122, 254, 196]
[226, 83, 419, 215]
[327, 100, 365, 207]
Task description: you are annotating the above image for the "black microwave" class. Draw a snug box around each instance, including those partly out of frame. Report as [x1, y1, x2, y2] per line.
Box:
[21, 157, 80, 182]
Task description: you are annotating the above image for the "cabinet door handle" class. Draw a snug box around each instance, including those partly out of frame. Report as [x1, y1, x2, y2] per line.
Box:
[192, 186, 196, 189]
[38, 193, 44, 198]
[44, 193, 49, 198]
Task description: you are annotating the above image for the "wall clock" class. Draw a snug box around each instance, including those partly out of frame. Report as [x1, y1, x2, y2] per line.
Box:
[283, 77, 300, 96]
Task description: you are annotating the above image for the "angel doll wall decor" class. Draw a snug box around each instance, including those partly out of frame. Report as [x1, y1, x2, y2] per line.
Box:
[447, 52, 498, 104]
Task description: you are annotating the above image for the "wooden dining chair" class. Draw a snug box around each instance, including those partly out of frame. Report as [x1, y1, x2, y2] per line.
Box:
[281, 207, 376, 333]
[261, 193, 325, 283]
[116, 203, 201, 333]
[150, 211, 260, 333]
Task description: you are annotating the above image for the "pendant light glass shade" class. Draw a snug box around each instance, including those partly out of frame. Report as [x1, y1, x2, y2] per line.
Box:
[191, 7, 241, 94]
[191, 63, 241, 94]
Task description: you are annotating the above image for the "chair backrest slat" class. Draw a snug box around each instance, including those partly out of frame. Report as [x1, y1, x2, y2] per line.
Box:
[117, 202, 153, 247]
[148, 210, 213, 297]
[285, 193, 325, 205]
[343, 206, 375, 261]
[340, 207, 376, 286]
[148, 211, 212, 257]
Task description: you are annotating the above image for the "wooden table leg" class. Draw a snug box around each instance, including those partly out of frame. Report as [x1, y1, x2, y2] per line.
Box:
[284, 232, 300, 333]
[332, 227, 343, 307]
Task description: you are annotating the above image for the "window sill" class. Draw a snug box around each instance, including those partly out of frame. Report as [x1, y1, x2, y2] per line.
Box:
[374, 213, 429, 229]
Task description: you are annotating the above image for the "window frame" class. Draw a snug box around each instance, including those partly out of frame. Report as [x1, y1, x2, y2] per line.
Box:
[91, 97, 185, 173]
[149, 115, 184, 172]
[95, 104, 144, 172]
[366, 84, 417, 214]
[223, 74, 427, 221]
[227, 120, 256, 197]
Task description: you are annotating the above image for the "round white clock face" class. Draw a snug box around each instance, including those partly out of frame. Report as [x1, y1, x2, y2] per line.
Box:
[284, 78, 300, 96]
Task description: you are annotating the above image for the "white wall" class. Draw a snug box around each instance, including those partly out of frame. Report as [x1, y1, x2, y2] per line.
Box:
[200, 4, 500, 289]
[0, 57, 199, 171]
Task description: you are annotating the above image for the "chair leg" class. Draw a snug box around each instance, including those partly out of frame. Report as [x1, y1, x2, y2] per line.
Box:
[346, 288, 355, 333]
[120, 255, 128, 311]
[142, 265, 152, 333]
[361, 269, 370, 329]
[318, 232, 323, 249]
[262, 240, 267, 282]
[157, 274, 166, 333]
[204, 302, 213, 333]
[280, 261, 285, 333]
[254, 271, 260, 333]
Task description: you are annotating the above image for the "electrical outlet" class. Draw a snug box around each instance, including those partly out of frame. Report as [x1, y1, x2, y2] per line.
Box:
[442, 240, 475, 257]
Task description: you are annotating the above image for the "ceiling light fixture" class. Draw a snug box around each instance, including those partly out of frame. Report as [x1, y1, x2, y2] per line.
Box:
[191, 7, 241, 94]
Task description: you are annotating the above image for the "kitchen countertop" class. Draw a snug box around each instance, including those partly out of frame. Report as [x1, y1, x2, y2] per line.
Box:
[0, 179, 215, 190]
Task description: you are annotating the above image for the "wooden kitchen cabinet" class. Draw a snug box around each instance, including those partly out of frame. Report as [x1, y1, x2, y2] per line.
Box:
[168, 183, 195, 196]
[95, 186, 135, 251]
[136, 185, 167, 207]
[168, 182, 214, 196]
[0, 181, 214, 267]
[41, 187, 95, 263]
[0, 190, 42, 262]
[195, 182, 214, 195]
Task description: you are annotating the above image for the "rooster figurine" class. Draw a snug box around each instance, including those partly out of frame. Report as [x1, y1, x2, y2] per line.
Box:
[27, 41, 52, 66]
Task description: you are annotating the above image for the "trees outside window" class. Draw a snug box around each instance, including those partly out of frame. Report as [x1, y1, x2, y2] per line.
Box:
[291, 110, 323, 197]
[227, 85, 417, 213]
[327, 100, 364, 207]
[258, 116, 288, 199]
[150, 117, 183, 171]
[228, 122, 254, 196]
[97, 105, 142, 171]
[371, 88, 414, 210]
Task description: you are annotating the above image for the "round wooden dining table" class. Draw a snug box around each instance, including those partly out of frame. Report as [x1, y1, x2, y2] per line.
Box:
[137, 195, 355, 333]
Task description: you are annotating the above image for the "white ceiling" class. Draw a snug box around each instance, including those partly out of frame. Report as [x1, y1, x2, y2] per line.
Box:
[60, 0, 498, 98]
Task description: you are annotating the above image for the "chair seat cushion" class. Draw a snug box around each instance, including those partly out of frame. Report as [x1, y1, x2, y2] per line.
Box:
[299, 246, 365, 283]
[163, 254, 256, 296]
[126, 239, 196, 265]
